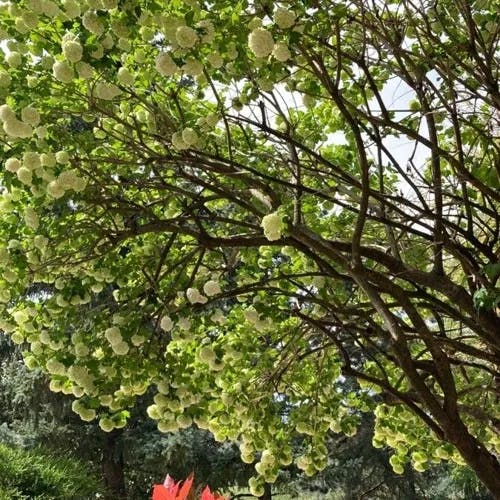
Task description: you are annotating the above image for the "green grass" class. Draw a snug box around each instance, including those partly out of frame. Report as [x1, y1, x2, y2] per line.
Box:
[0, 442, 104, 499]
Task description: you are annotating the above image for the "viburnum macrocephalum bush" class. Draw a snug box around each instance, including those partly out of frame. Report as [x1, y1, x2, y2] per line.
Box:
[0, 0, 498, 496]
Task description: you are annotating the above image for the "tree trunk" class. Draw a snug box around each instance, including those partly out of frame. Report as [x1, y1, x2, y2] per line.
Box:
[102, 429, 126, 499]
[447, 424, 500, 499]
[260, 483, 272, 500]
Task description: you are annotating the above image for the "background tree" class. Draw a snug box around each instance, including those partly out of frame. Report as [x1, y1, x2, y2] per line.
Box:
[0, 0, 498, 496]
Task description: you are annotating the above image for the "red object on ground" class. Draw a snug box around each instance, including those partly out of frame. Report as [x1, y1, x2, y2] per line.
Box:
[152, 473, 227, 500]
[152, 473, 194, 500]
[200, 485, 227, 500]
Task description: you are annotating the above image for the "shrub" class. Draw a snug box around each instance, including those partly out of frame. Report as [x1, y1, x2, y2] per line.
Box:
[0, 442, 104, 499]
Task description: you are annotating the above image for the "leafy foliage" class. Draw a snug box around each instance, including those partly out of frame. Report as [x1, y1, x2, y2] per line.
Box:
[0, 442, 104, 499]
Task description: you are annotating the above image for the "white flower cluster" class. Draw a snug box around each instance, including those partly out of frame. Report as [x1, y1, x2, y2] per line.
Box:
[203, 280, 221, 297]
[62, 38, 83, 63]
[67, 364, 95, 393]
[176, 25, 198, 48]
[0, 104, 33, 138]
[52, 60, 74, 83]
[261, 211, 283, 241]
[248, 28, 275, 58]
[24, 207, 39, 230]
[160, 314, 173, 332]
[62, 0, 81, 19]
[197, 20, 215, 43]
[76, 61, 94, 79]
[186, 287, 208, 304]
[274, 8, 296, 29]
[0, 70, 11, 87]
[171, 131, 188, 150]
[6, 52, 22, 68]
[155, 52, 177, 77]
[39, 0, 60, 17]
[82, 10, 104, 35]
[5, 157, 21, 173]
[272, 42, 291, 62]
[72, 399, 96, 421]
[181, 127, 198, 146]
[104, 326, 130, 355]
[248, 26, 292, 62]
[46, 357, 67, 375]
[20, 106, 40, 126]
[94, 82, 121, 100]
[182, 58, 203, 76]
[46, 169, 86, 198]
[117, 67, 134, 86]
[206, 53, 223, 68]
[243, 307, 273, 332]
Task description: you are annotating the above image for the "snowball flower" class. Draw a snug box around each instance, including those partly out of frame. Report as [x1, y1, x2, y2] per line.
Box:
[206, 53, 223, 69]
[155, 52, 177, 77]
[3, 270, 17, 283]
[186, 287, 208, 304]
[62, 39, 83, 63]
[24, 207, 39, 229]
[0, 105, 15, 122]
[17, 167, 33, 185]
[273, 42, 291, 62]
[261, 211, 283, 241]
[248, 17, 263, 30]
[5, 158, 21, 173]
[117, 67, 134, 86]
[171, 132, 188, 151]
[52, 60, 74, 83]
[199, 346, 216, 362]
[40, 152, 56, 167]
[248, 28, 275, 58]
[57, 169, 86, 191]
[46, 180, 65, 198]
[197, 20, 215, 42]
[23, 152, 41, 170]
[21, 106, 40, 126]
[6, 52, 22, 68]
[82, 11, 104, 35]
[160, 315, 173, 332]
[112, 341, 129, 355]
[12, 310, 28, 324]
[55, 150, 70, 164]
[42, 0, 59, 17]
[94, 82, 121, 100]
[182, 59, 203, 76]
[203, 280, 221, 297]
[175, 25, 198, 48]
[0, 71, 11, 87]
[105, 326, 122, 344]
[80, 409, 97, 421]
[99, 418, 114, 432]
[76, 62, 94, 79]
[63, 0, 80, 19]
[181, 127, 198, 146]
[4, 119, 33, 138]
[244, 308, 260, 324]
[46, 358, 66, 375]
[131, 334, 145, 346]
[274, 8, 296, 29]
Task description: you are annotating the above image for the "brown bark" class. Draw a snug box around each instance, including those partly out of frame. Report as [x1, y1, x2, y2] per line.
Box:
[102, 429, 127, 500]
[446, 424, 500, 499]
[260, 483, 272, 500]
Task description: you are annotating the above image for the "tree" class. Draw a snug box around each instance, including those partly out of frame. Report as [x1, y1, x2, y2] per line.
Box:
[0, 0, 498, 496]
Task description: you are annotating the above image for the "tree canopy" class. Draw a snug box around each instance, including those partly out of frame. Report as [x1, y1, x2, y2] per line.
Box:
[0, 0, 498, 496]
